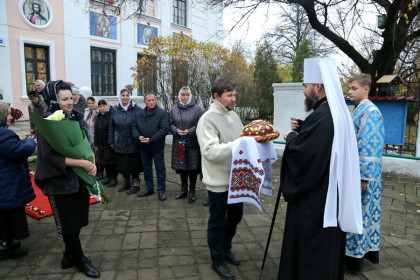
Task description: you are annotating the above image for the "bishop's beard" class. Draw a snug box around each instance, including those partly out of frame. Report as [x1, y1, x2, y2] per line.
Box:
[305, 91, 318, 112]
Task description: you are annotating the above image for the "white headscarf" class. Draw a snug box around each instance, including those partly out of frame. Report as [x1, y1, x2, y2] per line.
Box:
[178, 86, 192, 106]
[304, 58, 362, 234]
[118, 89, 132, 111]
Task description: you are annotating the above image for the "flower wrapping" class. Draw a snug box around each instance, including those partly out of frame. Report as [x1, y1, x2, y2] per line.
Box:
[29, 111, 111, 203]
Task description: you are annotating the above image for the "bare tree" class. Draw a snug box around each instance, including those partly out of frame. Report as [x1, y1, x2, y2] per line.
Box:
[207, 0, 420, 95]
[265, 3, 334, 64]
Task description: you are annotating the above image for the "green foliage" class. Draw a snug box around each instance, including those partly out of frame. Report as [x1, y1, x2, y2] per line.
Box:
[277, 64, 293, 83]
[291, 38, 316, 82]
[131, 35, 248, 111]
[253, 40, 282, 119]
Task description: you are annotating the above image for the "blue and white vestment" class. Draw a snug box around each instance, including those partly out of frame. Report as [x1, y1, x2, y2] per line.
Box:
[346, 98, 385, 258]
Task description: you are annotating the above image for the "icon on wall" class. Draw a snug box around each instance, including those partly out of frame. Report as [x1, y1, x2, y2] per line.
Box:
[90, 12, 117, 40]
[20, 0, 52, 28]
[138, 24, 158, 45]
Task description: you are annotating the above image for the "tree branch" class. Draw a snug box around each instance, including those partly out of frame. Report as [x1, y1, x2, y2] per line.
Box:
[287, 0, 370, 71]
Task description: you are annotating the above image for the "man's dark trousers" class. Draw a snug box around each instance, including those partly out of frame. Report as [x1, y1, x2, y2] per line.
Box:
[141, 149, 166, 192]
[207, 191, 243, 265]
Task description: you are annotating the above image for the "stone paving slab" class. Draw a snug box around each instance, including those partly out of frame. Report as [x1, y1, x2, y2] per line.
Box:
[2, 121, 420, 279]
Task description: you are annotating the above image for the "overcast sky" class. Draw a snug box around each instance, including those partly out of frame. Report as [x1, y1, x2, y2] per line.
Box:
[221, 2, 380, 74]
[222, 3, 283, 51]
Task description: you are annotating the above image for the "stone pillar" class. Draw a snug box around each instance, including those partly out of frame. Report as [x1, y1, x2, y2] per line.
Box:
[273, 83, 311, 139]
[416, 108, 420, 157]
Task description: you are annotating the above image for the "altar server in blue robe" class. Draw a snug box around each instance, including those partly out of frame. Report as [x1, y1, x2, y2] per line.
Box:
[346, 74, 385, 271]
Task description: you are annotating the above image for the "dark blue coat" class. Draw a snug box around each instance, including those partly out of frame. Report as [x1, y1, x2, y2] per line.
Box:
[108, 102, 141, 154]
[132, 105, 169, 153]
[0, 124, 36, 210]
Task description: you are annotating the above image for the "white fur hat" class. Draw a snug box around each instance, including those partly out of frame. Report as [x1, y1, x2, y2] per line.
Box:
[79, 86, 92, 97]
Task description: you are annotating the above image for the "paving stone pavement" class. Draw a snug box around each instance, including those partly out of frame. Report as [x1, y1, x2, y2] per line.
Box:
[2, 121, 420, 280]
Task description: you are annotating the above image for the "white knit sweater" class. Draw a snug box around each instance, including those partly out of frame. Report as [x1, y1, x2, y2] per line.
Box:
[196, 100, 243, 192]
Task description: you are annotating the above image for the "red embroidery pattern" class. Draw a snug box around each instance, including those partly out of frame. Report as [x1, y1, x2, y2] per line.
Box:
[230, 166, 262, 204]
[233, 159, 264, 175]
[229, 193, 261, 205]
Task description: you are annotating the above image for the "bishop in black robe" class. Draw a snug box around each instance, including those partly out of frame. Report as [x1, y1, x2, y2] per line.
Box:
[278, 97, 346, 280]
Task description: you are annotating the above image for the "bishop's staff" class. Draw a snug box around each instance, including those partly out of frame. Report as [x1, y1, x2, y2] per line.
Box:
[259, 183, 282, 279]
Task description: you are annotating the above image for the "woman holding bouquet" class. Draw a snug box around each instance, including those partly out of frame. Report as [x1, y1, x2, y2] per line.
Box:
[35, 81, 100, 278]
[108, 88, 142, 195]
[0, 101, 36, 260]
[170, 86, 203, 203]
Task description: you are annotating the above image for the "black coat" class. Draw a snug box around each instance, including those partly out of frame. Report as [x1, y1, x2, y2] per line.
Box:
[94, 110, 116, 164]
[169, 100, 203, 171]
[278, 98, 345, 280]
[132, 105, 169, 153]
[0, 124, 36, 210]
[35, 110, 87, 195]
[108, 102, 141, 154]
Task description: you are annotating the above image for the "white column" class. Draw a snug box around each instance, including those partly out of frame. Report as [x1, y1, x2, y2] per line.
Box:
[273, 83, 311, 138]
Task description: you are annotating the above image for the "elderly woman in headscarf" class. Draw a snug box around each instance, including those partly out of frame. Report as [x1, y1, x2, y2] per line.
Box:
[84, 96, 98, 144]
[95, 99, 117, 188]
[35, 81, 100, 278]
[170, 86, 203, 203]
[0, 101, 36, 260]
[84, 96, 102, 180]
[71, 86, 88, 113]
[108, 88, 143, 195]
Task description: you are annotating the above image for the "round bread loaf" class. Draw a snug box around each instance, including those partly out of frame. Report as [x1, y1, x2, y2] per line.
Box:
[240, 120, 280, 142]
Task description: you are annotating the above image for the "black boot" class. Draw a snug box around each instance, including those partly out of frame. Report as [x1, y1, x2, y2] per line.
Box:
[126, 178, 140, 195]
[95, 170, 104, 181]
[106, 178, 118, 188]
[175, 184, 188, 199]
[61, 251, 76, 269]
[118, 177, 130, 192]
[188, 185, 196, 203]
[102, 177, 111, 185]
[78, 256, 100, 278]
[0, 240, 27, 260]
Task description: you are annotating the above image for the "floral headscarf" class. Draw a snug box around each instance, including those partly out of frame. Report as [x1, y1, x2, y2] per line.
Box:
[0, 101, 10, 125]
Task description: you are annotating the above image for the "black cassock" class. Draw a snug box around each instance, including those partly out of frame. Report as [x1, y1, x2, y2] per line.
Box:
[278, 98, 345, 280]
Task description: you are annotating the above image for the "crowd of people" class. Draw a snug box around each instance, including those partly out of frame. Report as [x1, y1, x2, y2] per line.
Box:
[0, 59, 385, 280]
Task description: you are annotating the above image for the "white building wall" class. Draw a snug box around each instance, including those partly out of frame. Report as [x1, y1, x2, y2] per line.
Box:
[3, 0, 223, 111]
[63, 0, 91, 88]
[61, 0, 221, 95]
[0, 0, 13, 104]
[190, 2, 223, 42]
[160, 0, 172, 36]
